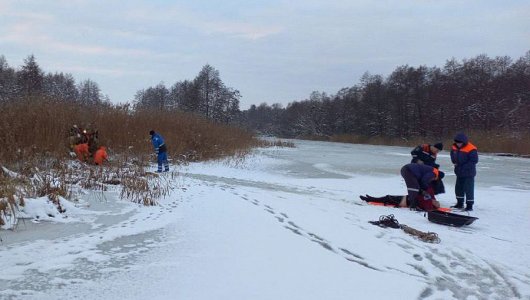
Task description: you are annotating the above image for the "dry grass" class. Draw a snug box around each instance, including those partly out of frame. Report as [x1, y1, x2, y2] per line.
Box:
[262, 139, 296, 148]
[0, 97, 261, 211]
[0, 98, 260, 168]
[328, 131, 530, 156]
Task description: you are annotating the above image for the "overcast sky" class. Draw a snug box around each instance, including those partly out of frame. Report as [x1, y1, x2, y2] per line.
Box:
[1, 0, 529, 109]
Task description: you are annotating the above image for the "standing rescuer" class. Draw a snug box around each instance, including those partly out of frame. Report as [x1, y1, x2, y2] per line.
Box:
[149, 130, 169, 173]
[450, 132, 478, 211]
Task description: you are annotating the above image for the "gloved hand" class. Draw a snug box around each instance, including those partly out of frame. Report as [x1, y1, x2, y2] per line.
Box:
[421, 190, 432, 200]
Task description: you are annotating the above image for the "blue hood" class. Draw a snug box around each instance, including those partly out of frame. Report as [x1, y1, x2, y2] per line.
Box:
[454, 132, 468, 144]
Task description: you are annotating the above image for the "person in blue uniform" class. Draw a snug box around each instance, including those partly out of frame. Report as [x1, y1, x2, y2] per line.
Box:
[150, 130, 169, 172]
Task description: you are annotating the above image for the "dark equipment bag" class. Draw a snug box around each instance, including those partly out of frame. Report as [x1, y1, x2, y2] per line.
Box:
[428, 210, 478, 227]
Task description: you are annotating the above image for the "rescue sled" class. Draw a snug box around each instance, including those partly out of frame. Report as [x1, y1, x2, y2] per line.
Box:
[367, 201, 452, 212]
[427, 210, 478, 227]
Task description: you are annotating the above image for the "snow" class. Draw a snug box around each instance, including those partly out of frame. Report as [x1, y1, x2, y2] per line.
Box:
[1, 140, 529, 300]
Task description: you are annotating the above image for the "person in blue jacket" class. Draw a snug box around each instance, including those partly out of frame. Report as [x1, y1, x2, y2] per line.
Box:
[450, 132, 478, 211]
[400, 163, 442, 210]
[150, 130, 169, 172]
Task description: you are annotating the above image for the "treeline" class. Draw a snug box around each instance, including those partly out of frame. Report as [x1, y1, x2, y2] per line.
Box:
[133, 64, 241, 124]
[243, 52, 530, 140]
[0, 55, 109, 105]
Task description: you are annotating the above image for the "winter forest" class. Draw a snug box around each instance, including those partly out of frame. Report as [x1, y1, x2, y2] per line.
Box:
[1, 51, 530, 151]
[244, 52, 530, 140]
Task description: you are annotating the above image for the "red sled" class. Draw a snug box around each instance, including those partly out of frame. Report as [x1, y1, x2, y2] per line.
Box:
[367, 201, 452, 212]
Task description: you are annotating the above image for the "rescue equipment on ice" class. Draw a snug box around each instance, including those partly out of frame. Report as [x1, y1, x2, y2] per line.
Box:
[369, 214, 441, 244]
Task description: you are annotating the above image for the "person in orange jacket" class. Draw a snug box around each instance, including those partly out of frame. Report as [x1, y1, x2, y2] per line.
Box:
[450, 133, 478, 211]
[410, 142, 443, 168]
[74, 143, 90, 162]
[93, 146, 108, 165]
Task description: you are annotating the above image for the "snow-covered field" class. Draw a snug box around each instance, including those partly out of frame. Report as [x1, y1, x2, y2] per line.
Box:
[1, 140, 529, 300]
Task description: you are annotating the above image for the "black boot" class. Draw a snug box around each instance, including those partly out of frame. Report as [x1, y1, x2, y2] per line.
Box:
[465, 201, 473, 211]
[360, 195, 386, 203]
[451, 200, 464, 209]
[360, 195, 398, 206]
[360, 195, 381, 202]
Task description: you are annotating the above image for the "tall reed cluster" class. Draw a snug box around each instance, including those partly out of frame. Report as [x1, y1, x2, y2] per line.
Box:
[0, 97, 261, 169]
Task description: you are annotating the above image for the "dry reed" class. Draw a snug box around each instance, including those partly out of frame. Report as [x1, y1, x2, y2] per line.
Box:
[0, 98, 260, 167]
[328, 130, 530, 156]
[0, 97, 261, 210]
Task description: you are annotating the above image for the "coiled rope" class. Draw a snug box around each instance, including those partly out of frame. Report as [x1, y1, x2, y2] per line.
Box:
[369, 214, 441, 244]
[400, 224, 440, 244]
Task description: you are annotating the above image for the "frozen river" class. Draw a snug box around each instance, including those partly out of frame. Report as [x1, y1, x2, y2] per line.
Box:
[267, 140, 530, 190]
[1, 140, 529, 299]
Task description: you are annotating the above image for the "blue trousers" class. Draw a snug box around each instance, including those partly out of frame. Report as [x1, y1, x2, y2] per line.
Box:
[401, 166, 420, 208]
[157, 151, 169, 172]
[455, 176, 474, 207]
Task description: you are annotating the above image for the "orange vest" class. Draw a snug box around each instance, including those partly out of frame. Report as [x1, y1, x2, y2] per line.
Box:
[452, 142, 477, 153]
[94, 147, 108, 165]
[74, 143, 89, 162]
[433, 168, 439, 180]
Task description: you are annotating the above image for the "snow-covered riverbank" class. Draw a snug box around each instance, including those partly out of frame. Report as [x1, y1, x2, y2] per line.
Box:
[1, 140, 529, 299]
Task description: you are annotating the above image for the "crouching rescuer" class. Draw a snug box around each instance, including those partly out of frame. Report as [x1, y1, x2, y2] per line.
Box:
[149, 130, 169, 172]
[93, 146, 108, 165]
[400, 163, 442, 210]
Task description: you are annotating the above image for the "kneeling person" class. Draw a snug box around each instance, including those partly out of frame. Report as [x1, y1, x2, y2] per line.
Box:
[400, 163, 443, 209]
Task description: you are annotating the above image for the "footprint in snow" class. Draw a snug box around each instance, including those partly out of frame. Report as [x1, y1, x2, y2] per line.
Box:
[284, 226, 302, 235]
[375, 232, 385, 239]
[339, 248, 364, 260]
[310, 239, 336, 253]
[308, 232, 324, 241]
[407, 263, 429, 276]
[287, 221, 300, 229]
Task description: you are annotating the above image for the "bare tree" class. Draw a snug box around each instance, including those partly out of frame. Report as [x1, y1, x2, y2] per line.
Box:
[78, 79, 102, 106]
